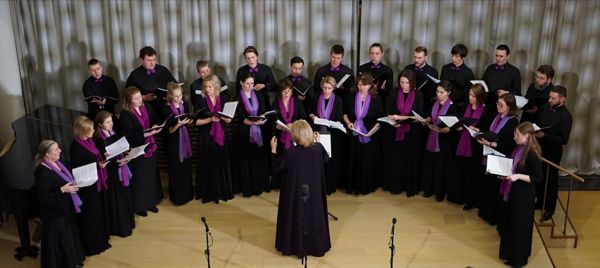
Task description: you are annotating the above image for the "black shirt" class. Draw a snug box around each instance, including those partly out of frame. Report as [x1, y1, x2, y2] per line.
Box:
[189, 75, 227, 108]
[313, 63, 355, 98]
[82, 75, 120, 116]
[404, 63, 438, 111]
[521, 82, 553, 123]
[125, 64, 177, 119]
[440, 63, 475, 106]
[482, 62, 521, 107]
[357, 62, 394, 95]
[536, 103, 572, 154]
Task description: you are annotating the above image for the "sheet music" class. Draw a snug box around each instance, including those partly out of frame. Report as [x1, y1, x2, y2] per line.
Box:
[336, 74, 350, 88]
[351, 123, 379, 137]
[470, 80, 489, 92]
[438, 116, 459, 128]
[195, 90, 203, 96]
[276, 120, 292, 131]
[377, 116, 398, 126]
[483, 145, 506, 157]
[426, 73, 440, 84]
[411, 110, 426, 123]
[72, 162, 98, 187]
[221, 85, 229, 92]
[318, 133, 332, 157]
[143, 113, 173, 133]
[120, 143, 149, 162]
[313, 117, 331, 127]
[218, 101, 238, 118]
[486, 155, 513, 176]
[417, 80, 428, 90]
[532, 123, 550, 132]
[105, 137, 130, 160]
[464, 124, 479, 138]
[514, 95, 528, 109]
[330, 121, 347, 133]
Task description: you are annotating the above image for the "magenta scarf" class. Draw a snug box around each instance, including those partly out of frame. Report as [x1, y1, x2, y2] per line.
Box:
[75, 138, 108, 192]
[240, 89, 263, 146]
[354, 92, 372, 143]
[132, 104, 157, 157]
[169, 101, 193, 161]
[42, 160, 83, 213]
[456, 104, 485, 157]
[278, 96, 295, 148]
[499, 145, 525, 201]
[206, 96, 225, 146]
[426, 99, 452, 152]
[395, 90, 416, 141]
[98, 129, 132, 187]
[317, 93, 335, 132]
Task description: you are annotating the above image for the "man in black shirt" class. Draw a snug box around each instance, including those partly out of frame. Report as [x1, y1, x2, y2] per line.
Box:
[286, 56, 313, 112]
[440, 44, 475, 109]
[235, 46, 277, 107]
[190, 60, 228, 108]
[534, 86, 573, 221]
[82, 58, 119, 119]
[358, 43, 394, 111]
[313, 44, 355, 99]
[521, 65, 554, 123]
[482, 44, 521, 108]
[404, 46, 438, 112]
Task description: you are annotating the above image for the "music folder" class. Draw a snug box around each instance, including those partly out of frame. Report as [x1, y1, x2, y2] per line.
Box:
[84, 95, 120, 102]
[246, 110, 276, 121]
[276, 120, 292, 132]
[377, 116, 398, 126]
[438, 116, 459, 128]
[143, 113, 173, 133]
[73, 162, 98, 187]
[216, 101, 238, 118]
[293, 84, 312, 96]
[486, 155, 513, 176]
[351, 123, 380, 137]
[105, 137, 130, 160]
[336, 74, 350, 89]
[313, 118, 347, 133]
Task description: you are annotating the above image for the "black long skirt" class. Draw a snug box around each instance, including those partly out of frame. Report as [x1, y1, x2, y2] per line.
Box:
[129, 154, 163, 212]
[102, 164, 135, 237]
[41, 215, 85, 268]
[196, 142, 234, 203]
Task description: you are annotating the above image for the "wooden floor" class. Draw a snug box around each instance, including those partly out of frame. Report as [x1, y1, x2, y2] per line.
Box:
[2, 190, 599, 267]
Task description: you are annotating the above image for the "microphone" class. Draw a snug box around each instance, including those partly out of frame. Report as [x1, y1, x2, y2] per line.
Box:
[301, 184, 310, 202]
[392, 218, 397, 225]
[201, 216, 209, 232]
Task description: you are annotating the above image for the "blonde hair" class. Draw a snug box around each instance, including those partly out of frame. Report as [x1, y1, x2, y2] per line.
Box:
[515, 122, 542, 168]
[122, 86, 141, 111]
[203, 74, 222, 97]
[320, 76, 337, 91]
[291, 120, 315, 148]
[167, 82, 183, 102]
[33, 139, 57, 169]
[73, 116, 94, 138]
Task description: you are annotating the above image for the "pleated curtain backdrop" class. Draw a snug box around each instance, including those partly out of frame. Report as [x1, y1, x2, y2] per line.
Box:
[9, 0, 600, 174]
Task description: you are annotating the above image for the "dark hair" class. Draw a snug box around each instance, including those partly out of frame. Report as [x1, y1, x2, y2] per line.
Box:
[277, 78, 294, 97]
[243, 46, 259, 57]
[469, 84, 486, 106]
[370, 43, 383, 51]
[290, 56, 304, 65]
[239, 72, 255, 83]
[551, 85, 567, 98]
[500, 94, 519, 116]
[496, 44, 511, 55]
[87, 58, 100, 66]
[139, 46, 157, 59]
[196, 60, 209, 71]
[437, 80, 453, 95]
[414, 46, 428, 56]
[398, 69, 416, 91]
[356, 73, 378, 96]
[451, 44, 468, 58]
[537, 65, 555, 79]
[331, 44, 344, 56]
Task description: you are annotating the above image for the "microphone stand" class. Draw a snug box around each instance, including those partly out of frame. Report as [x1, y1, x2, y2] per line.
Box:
[201, 217, 212, 268]
[389, 218, 396, 268]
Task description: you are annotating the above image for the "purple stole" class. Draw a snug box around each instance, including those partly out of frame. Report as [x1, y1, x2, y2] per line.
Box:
[317, 93, 335, 132]
[278, 97, 295, 149]
[395, 90, 415, 141]
[42, 160, 83, 213]
[206, 96, 225, 147]
[456, 104, 485, 157]
[75, 138, 108, 192]
[426, 99, 452, 152]
[240, 89, 263, 147]
[132, 104, 157, 157]
[98, 129, 132, 187]
[490, 113, 511, 134]
[500, 145, 525, 201]
[354, 92, 372, 143]
[169, 101, 193, 161]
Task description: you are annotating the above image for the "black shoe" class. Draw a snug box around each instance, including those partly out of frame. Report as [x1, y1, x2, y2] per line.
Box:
[148, 206, 159, 213]
[542, 211, 553, 221]
[136, 211, 148, 217]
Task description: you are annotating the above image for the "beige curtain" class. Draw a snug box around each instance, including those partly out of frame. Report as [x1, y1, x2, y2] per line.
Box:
[10, 0, 600, 174]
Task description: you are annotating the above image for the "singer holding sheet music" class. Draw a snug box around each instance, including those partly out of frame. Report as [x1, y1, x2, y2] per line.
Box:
[162, 82, 194, 206]
[343, 73, 383, 195]
[34, 140, 85, 268]
[439, 44, 476, 108]
[194, 75, 234, 203]
[287, 56, 314, 112]
[69, 116, 111, 256]
[309, 76, 345, 194]
[381, 69, 424, 196]
[119, 86, 164, 217]
[82, 58, 120, 119]
[404, 46, 438, 113]
[357, 43, 394, 111]
[498, 122, 543, 267]
[93, 111, 135, 237]
[235, 46, 276, 108]
[271, 120, 331, 257]
[313, 44, 355, 99]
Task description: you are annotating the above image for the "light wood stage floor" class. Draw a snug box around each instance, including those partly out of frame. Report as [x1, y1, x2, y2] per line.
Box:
[2, 190, 600, 267]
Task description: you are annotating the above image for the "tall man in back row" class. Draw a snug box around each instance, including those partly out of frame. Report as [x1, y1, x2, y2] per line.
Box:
[404, 46, 438, 113]
[358, 43, 394, 111]
[482, 44, 521, 108]
[313, 44, 355, 99]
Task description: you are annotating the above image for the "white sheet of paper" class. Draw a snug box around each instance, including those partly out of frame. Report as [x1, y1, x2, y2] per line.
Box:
[121, 143, 149, 162]
[195, 90, 203, 96]
[377, 116, 397, 126]
[438, 116, 459, 128]
[105, 137, 130, 160]
[218, 101, 238, 118]
[470, 80, 489, 92]
[483, 145, 506, 157]
[426, 73, 440, 84]
[336, 74, 350, 88]
[318, 133, 332, 157]
[411, 110, 426, 123]
[313, 117, 331, 127]
[330, 121, 347, 133]
[486, 155, 513, 176]
[72, 162, 98, 187]
[515, 95, 528, 109]
[464, 124, 479, 138]
[221, 85, 229, 92]
[276, 120, 292, 131]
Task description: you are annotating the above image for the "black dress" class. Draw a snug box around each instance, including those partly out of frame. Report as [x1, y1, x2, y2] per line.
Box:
[381, 89, 424, 196]
[34, 165, 85, 268]
[119, 105, 164, 213]
[344, 92, 383, 195]
[94, 133, 136, 237]
[125, 64, 177, 121]
[162, 102, 194, 205]
[272, 143, 331, 257]
[69, 141, 111, 256]
[499, 150, 543, 267]
[195, 93, 235, 203]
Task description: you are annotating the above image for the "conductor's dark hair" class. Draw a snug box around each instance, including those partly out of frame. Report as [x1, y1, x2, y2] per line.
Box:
[451, 44, 468, 58]
[290, 56, 304, 65]
[551, 85, 568, 98]
[87, 58, 100, 66]
[330, 44, 345, 56]
[537, 65, 555, 79]
[496, 44, 511, 55]
[139, 46, 157, 59]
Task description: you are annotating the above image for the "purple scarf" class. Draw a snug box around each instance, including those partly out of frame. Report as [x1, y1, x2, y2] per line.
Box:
[278, 96, 295, 149]
[206, 96, 225, 146]
[75, 138, 108, 192]
[395, 90, 416, 141]
[42, 160, 83, 213]
[132, 104, 157, 157]
[169, 101, 193, 162]
[240, 89, 263, 147]
[456, 104, 484, 157]
[426, 99, 452, 152]
[490, 113, 511, 134]
[354, 92, 372, 143]
[317, 93, 335, 132]
[499, 145, 525, 201]
[98, 129, 132, 187]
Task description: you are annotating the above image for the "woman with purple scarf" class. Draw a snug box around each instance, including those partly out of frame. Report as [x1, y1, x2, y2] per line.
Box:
[233, 73, 271, 197]
[271, 78, 306, 189]
[119, 86, 164, 217]
[94, 111, 135, 237]
[477, 93, 519, 225]
[161, 82, 194, 205]
[69, 116, 111, 255]
[309, 76, 345, 194]
[421, 80, 458, 202]
[497, 122, 543, 267]
[194, 75, 234, 203]
[381, 69, 424, 196]
[34, 139, 85, 267]
[342, 73, 383, 195]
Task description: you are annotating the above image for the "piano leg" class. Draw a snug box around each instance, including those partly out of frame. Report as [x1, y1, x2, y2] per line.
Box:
[11, 189, 39, 261]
